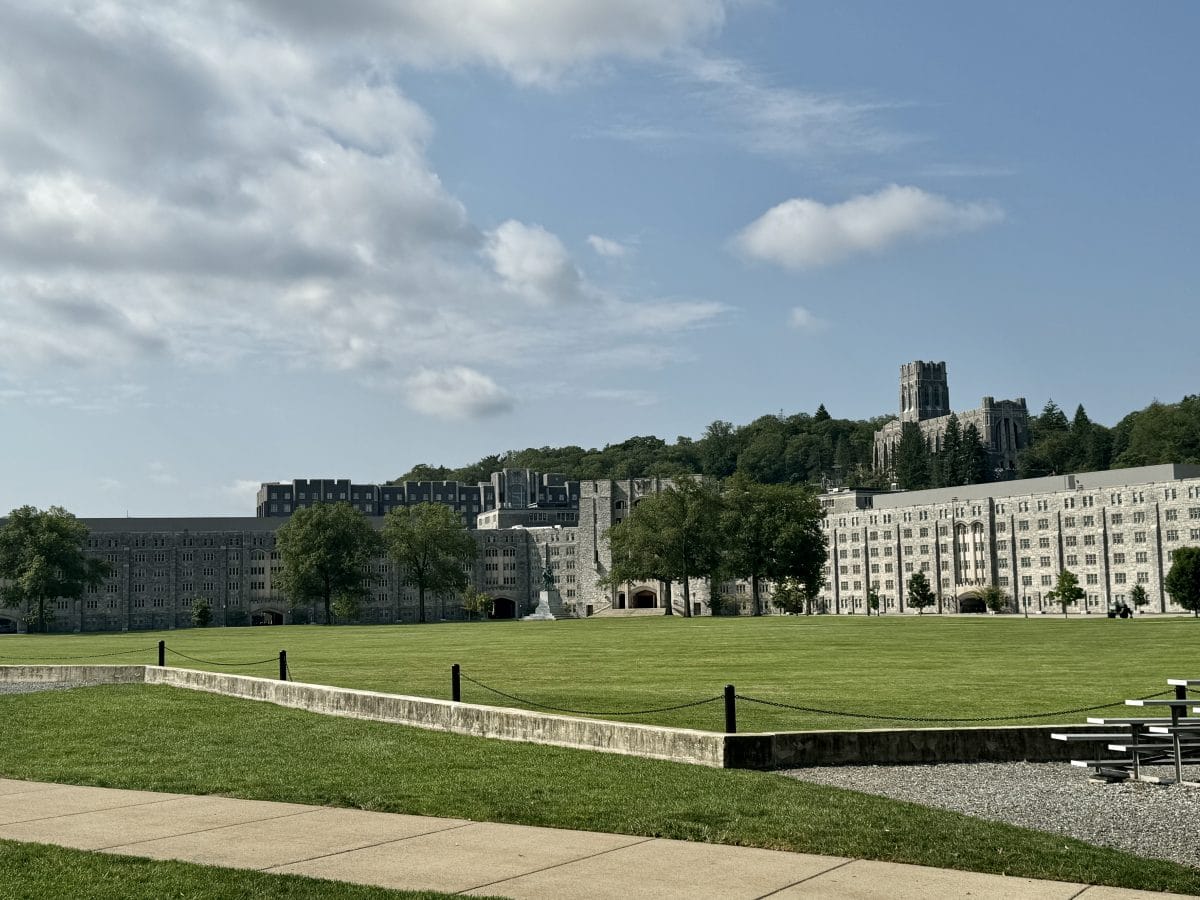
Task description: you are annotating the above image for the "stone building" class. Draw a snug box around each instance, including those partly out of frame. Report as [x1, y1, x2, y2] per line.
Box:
[817, 463, 1200, 616]
[872, 360, 1030, 476]
[256, 469, 580, 527]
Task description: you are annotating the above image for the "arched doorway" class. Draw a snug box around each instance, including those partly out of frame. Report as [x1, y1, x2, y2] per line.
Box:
[489, 597, 516, 619]
[958, 592, 986, 614]
[0, 617, 16, 634]
[632, 589, 657, 609]
[252, 609, 284, 626]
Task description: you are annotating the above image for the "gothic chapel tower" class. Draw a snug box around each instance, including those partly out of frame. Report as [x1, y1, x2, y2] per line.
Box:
[899, 360, 950, 423]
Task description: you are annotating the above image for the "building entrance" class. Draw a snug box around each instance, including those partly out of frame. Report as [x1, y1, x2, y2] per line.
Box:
[489, 597, 516, 619]
[632, 589, 657, 609]
[252, 609, 284, 626]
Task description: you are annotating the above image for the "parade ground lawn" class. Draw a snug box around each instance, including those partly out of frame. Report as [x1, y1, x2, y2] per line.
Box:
[1, 615, 1191, 730]
[1, 685, 1198, 895]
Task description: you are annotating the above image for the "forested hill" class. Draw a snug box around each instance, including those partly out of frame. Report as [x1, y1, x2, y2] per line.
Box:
[392, 396, 1200, 491]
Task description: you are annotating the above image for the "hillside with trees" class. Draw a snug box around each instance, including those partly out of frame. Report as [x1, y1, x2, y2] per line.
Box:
[391, 395, 1200, 491]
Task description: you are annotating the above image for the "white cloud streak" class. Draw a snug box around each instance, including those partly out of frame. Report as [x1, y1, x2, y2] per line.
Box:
[734, 185, 1003, 270]
[0, 1, 732, 419]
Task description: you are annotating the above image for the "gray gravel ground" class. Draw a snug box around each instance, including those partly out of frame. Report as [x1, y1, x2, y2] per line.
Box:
[0, 681, 95, 695]
[783, 761, 1200, 870]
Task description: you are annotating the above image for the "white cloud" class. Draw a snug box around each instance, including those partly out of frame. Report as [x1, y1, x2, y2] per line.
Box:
[404, 367, 514, 420]
[0, 2, 732, 421]
[585, 388, 659, 407]
[221, 479, 264, 505]
[788, 306, 828, 333]
[246, 0, 727, 86]
[734, 185, 1003, 270]
[619, 299, 727, 331]
[148, 461, 178, 486]
[485, 220, 585, 305]
[587, 235, 631, 258]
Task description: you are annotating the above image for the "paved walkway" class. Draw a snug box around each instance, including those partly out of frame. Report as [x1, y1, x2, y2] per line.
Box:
[0, 779, 1191, 899]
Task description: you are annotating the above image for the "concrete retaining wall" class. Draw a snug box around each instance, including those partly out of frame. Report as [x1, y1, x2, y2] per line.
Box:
[725, 724, 1111, 769]
[0, 664, 146, 684]
[2, 665, 1110, 770]
[142, 667, 729, 767]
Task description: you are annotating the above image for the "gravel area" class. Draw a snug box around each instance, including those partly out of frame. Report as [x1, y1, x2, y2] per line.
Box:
[0, 681, 97, 696]
[783, 761, 1200, 869]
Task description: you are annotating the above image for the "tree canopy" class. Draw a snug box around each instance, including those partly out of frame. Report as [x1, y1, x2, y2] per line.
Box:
[721, 479, 827, 616]
[0, 506, 109, 633]
[905, 571, 935, 614]
[275, 503, 382, 625]
[1165, 546, 1200, 617]
[382, 502, 478, 624]
[1046, 568, 1086, 618]
[605, 479, 724, 618]
[388, 394, 1200, 494]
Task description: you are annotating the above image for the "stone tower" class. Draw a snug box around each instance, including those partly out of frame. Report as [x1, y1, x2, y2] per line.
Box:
[899, 360, 950, 423]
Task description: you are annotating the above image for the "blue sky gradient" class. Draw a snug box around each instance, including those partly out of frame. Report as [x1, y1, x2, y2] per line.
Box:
[0, 1, 1196, 516]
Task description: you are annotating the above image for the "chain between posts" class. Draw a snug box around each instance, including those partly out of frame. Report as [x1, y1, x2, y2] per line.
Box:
[733, 689, 1175, 724]
[456, 669, 723, 718]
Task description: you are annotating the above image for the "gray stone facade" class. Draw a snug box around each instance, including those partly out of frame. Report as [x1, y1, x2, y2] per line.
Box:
[873, 360, 1030, 476]
[256, 469, 579, 526]
[0, 474, 737, 633]
[817, 463, 1200, 616]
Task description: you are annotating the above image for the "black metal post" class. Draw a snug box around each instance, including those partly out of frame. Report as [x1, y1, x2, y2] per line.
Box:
[724, 684, 736, 734]
[452, 664, 461, 702]
[279, 650, 287, 681]
[157, 640, 165, 667]
[1177, 684, 1188, 719]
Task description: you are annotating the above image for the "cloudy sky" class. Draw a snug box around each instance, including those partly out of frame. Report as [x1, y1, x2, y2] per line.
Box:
[1, 1, 1197, 516]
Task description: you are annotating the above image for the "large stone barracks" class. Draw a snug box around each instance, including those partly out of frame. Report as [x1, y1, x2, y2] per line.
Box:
[3, 463, 1200, 633]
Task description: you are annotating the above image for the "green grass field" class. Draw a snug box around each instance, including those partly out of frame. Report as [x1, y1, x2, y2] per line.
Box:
[0, 840, 483, 900]
[2, 685, 1198, 895]
[2, 616, 1190, 730]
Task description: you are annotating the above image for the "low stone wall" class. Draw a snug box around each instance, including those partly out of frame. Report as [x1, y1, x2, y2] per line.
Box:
[0, 664, 146, 684]
[2, 665, 1111, 770]
[725, 724, 1111, 769]
[143, 666, 729, 767]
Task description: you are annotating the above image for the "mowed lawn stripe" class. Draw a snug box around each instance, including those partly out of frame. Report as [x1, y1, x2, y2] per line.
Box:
[0, 685, 1197, 895]
[0, 616, 1187, 730]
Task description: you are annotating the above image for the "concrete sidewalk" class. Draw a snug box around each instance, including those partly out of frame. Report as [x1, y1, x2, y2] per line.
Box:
[0, 779, 1190, 899]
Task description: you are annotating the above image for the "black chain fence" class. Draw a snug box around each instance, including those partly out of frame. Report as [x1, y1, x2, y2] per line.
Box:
[0, 646, 157, 662]
[734, 688, 1176, 724]
[164, 648, 281, 668]
[459, 671, 722, 717]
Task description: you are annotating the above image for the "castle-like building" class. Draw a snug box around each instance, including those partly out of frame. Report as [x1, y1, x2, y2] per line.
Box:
[4, 364, 1199, 633]
[872, 361, 1030, 476]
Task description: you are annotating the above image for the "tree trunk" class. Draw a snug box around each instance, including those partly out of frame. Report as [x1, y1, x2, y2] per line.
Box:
[662, 580, 673, 616]
[418, 583, 426, 624]
[682, 572, 691, 618]
[751, 574, 760, 616]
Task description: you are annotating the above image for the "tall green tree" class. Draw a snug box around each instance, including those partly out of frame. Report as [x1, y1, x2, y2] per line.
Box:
[276, 503, 382, 625]
[1165, 547, 1200, 617]
[936, 414, 962, 487]
[723, 480, 826, 616]
[1046, 568, 1085, 618]
[893, 422, 932, 490]
[959, 423, 991, 484]
[383, 502, 478, 624]
[0, 506, 109, 634]
[606, 478, 724, 618]
[905, 571, 935, 614]
[1128, 583, 1150, 613]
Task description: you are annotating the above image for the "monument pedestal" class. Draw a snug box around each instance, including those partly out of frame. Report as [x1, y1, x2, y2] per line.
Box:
[523, 590, 557, 621]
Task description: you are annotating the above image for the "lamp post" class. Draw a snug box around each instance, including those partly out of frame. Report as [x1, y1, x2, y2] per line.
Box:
[1023, 594, 1028, 618]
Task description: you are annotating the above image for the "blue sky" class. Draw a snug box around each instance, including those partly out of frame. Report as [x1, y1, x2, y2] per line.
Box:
[0, 1, 1196, 517]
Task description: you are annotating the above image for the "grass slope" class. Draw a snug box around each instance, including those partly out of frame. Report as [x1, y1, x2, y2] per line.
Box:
[0, 840, 480, 900]
[0, 616, 1188, 731]
[1, 685, 1197, 895]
